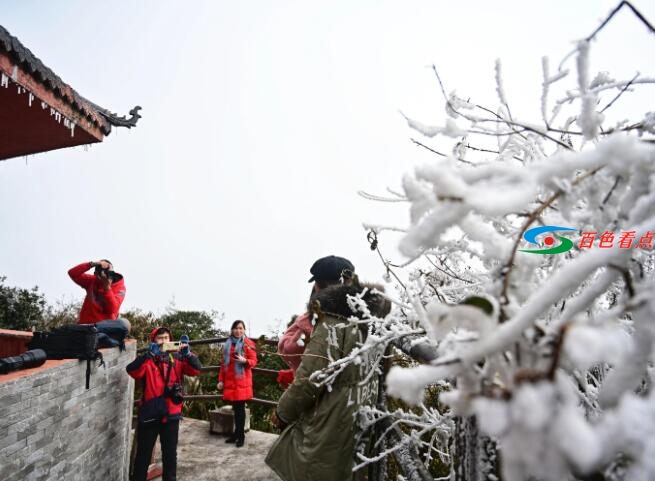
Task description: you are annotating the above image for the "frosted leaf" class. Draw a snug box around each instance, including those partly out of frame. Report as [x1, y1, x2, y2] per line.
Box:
[425, 300, 494, 341]
[511, 382, 553, 429]
[447, 90, 475, 119]
[577, 94, 604, 140]
[554, 406, 602, 473]
[563, 324, 632, 370]
[472, 398, 509, 436]
[589, 71, 615, 89]
[404, 114, 467, 138]
[643, 111, 655, 134]
[495, 58, 508, 106]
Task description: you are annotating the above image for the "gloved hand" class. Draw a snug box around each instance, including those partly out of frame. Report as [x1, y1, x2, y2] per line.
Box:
[148, 342, 161, 357]
[276, 369, 295, 389]
[271, 410, 288, 430]
[179, 334, 190, 356]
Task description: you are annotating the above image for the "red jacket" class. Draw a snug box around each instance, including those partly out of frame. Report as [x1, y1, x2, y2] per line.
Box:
[126, 350, 201, 422]
[68, 262, 126, 324]
[218, 336, 257, 401]
[278, 312, 314, 371]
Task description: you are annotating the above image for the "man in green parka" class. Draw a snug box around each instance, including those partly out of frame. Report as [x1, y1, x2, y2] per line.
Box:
[266, 278, 391, 481]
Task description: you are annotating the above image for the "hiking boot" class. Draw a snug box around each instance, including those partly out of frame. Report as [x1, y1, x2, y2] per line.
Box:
[225, 436, 237, 444]
[236, 437, 244, 448]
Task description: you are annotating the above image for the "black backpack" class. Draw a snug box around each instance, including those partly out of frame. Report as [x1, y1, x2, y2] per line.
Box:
[28, 324, 104, 388]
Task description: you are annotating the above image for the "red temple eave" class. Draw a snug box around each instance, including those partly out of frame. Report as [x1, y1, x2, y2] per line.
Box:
[0, 52, 105, 160]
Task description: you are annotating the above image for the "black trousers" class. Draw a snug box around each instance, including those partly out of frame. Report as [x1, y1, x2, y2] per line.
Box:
[133, 419, 180, 481]
[232, 401, 246, 439]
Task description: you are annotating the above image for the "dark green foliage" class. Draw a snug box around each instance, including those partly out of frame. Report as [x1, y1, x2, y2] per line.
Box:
[41, 298, 81, 329]
[0, 275, 46, 331]
[159, 310, 223, 341]
[122, 309, 160, 346]
[249, 337, 286, 432]
[460, 295, 494, 315]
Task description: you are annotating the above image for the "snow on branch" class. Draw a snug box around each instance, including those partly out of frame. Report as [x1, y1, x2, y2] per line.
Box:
[353, 2, 655, 480]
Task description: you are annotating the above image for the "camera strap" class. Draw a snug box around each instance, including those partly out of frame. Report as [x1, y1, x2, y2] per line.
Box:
[155, 356, 175, 397]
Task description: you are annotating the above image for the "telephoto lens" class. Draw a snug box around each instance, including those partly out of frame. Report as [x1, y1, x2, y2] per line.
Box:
[0, 349, 47, 374]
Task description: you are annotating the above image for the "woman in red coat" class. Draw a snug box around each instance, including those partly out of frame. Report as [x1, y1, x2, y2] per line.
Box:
[217, 320, 257, 447]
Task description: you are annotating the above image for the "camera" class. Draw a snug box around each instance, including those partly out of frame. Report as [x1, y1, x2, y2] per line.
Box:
[164, 383, 184, 405]
[162, 341, 181, 352]
[94, 266, 110, 277]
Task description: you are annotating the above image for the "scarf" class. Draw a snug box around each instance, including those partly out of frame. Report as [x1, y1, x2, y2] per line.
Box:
[223, 335, 245, 377]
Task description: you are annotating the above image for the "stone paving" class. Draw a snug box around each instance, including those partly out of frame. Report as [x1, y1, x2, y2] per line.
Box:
[151, 417, 282, 481]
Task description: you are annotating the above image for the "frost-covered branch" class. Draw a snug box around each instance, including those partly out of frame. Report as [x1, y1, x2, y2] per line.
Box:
[355, 3, 655, 480]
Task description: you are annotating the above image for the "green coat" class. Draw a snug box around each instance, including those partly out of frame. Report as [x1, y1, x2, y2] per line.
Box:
[266, 283, 390, 481]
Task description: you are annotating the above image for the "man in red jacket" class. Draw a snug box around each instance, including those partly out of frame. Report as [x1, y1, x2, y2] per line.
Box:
[127, 326, 201, 481]
[68, 260, 126, 323]
[68, 259, 129, 348]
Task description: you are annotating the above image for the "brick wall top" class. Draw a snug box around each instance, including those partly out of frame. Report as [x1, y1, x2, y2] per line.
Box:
[0, 329, 34, 340]
[0, 339, 137, 385]
[0, 329, 33, 357]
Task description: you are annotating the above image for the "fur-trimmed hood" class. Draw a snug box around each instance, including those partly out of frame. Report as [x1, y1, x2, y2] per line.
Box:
[308, 281, 391, 320]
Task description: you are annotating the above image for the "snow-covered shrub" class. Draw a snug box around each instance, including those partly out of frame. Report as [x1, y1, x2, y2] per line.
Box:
[352, 3, 655, 481]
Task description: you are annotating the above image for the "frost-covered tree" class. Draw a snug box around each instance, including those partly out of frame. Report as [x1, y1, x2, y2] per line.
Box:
[317, 3, 655, 481]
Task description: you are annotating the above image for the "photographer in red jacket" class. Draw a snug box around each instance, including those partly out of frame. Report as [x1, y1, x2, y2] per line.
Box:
[68, 260, 126, 324]
[127, 327, 202, 481]
[68, 260, 130, 348]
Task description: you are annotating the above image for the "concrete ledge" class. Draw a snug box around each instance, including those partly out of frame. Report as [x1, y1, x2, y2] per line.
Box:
[0, 339, 137, 385]
[152, 417, 281, 481]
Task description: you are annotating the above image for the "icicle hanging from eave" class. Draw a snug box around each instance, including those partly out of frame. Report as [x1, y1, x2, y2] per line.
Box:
[3, 67, 85, 138]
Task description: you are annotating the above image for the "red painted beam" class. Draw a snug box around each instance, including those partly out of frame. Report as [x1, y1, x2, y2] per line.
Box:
[0, 52, 105, 160]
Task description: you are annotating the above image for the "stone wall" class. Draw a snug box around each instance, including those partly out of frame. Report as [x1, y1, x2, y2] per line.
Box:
[0, 342, 136, 481]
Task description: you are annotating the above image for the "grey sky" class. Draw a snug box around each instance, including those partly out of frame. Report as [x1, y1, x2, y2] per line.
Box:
[1, 0, 653, 335]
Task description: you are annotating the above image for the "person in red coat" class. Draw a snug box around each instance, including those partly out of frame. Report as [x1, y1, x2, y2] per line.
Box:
[127, 326, 202, 481]
[217, 320, 257, 447]
[68, 259, 130, 348]
[68, 260, 126, 324]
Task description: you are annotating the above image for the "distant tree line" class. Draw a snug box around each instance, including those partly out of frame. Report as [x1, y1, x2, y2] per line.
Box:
[0, 275, 286, 432]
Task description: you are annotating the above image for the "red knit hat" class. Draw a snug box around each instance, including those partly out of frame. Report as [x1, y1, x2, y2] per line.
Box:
[149, 326, 172, 341]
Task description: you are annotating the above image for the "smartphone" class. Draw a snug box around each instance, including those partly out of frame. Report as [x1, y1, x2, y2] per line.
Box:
[162, 341, 181, 352]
